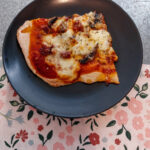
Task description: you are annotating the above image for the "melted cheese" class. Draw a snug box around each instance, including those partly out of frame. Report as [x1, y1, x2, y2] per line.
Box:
[46, 54, 80, 81]
[42, 12, 115, 82]
[90, 30, 111, 51]
[72, 32, 96, 56]
[43, 29, 73, 53]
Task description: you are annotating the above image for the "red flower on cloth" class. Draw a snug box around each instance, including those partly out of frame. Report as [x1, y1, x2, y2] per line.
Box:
[89, 133, 100, 145]
[13, 90, 17, 97]
[115, 138, 121, 145]
[38, 125, 44, 131]
[16, 130, 28, 142]
[145, 69, 150, 78]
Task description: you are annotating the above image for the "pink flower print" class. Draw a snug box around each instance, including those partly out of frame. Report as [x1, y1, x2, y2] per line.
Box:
[29, 106, 36, 111]
[31, 131, 35, 135]
[145, 128, 150, 138]
[53, 142, 65, 150]
[106, 109, 112, 115]
[33, 118, 39, 124]
[59, 132, 65, 139]
[0, 100, 4, 110]
[66, 136, 75, 146]
[147, 100, 150, 107]
[115, 110, 128, 125]
[66, 125, 72, 133]
[1, 90, 6, 96]
[137, 133, 144, 141]
[37, 144, 48, 150]
[145, 69, 150, 78]
[144, 110, 150, 120]
[144, 140, 150, 149]
[109, 145, 115, 150]
[132, 117, 144, 130]
[128, 98, 143, 114]
[109, 133, 113, 137]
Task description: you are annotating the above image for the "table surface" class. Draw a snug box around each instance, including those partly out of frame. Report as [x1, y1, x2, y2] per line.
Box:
[0, 0, 150, 63]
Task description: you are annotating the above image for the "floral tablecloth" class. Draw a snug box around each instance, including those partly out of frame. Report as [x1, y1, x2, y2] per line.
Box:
[0, 64, 150, 150]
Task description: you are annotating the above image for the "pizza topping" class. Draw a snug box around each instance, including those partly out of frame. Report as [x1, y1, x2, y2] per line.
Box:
[89, 22, 95, 29]
[94, 13, 103, 24]
[73, 20, 84, 33]
[57, 22, 67, 33]
[39, 45, 54, 56]
[60, 51, 71, 59]
[80, 44, 98, 64]
[42, 26, 50, 34]
[48, 17, 58, 27]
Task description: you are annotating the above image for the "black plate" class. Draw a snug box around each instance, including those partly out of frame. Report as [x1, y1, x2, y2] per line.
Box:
[3, 0, 143, 118]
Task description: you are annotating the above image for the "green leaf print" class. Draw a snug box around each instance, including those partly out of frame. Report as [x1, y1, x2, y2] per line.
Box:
[17, 105, 25, 112]
[47, 130, 53, 140]
[94, 119, 98, 127]
[0, 83, 4, 88]
[12, 140, 19, 148]
[124, 144, 128, 150]
[140, 93, 148, 98]
[126, 130, 131, 141]
[121, 103, 128, 107]
[46, 119, 51, 126]
[106, 120, 116, 127]
[10, 101, 19, 106]
[38, 134, 44, 143]
[91, 122, 93, 131]
[125, 96, 130, 101]
[134, 84, 140, 92]
[0, 74, 6, 81]
[11, 134, 15, 144]
[73, 121, 80, 126]
[83, 136, 89, 142]
[85, 118, 92, 124]
[79, 135, 82, 144]
[28, 110, 34, 120]
[142, 83, 148, 91]
[117, 128, 123, 135]
[57, 118, 61, 126]
[4, 141, 11, 148]
[37, 110, 43, 115]
[82, 142, 91, 146]
[136, 146, 139, 150]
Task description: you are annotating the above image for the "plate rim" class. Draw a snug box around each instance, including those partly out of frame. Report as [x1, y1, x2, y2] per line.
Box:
[2, 0, 143, 118]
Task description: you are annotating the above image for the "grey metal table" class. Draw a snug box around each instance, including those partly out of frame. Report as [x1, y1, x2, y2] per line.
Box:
[0, 0, 150, 63]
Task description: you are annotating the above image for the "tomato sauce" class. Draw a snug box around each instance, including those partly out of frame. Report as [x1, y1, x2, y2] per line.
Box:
[29, 19, 57, 79]
[73, 20, 84, 33]
[80, 60, 116, 75]
[28, 18, 116, 81]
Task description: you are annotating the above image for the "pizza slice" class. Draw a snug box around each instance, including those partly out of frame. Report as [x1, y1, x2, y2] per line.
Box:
[17, 11, 119, 87]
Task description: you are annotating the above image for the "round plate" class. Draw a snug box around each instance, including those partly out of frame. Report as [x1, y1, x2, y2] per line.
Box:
[3, 0, 143, 118]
